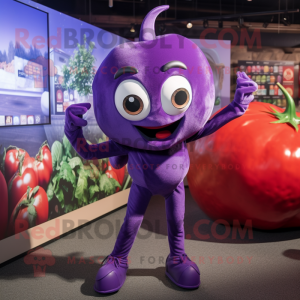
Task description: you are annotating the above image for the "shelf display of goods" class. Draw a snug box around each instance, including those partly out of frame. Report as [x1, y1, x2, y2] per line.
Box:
[187, 83, 300, 230]
[239, 60, 295, 108]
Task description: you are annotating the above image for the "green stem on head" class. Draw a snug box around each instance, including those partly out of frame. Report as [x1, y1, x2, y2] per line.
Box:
[266, 83, 300, 131]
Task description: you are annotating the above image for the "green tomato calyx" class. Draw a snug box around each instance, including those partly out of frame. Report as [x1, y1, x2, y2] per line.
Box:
[268, 83, 300, 131]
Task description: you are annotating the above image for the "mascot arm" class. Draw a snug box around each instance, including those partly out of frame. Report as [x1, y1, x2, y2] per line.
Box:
[186, 72, 258, 142]
[64, 103, 129, 160]
[109, 155, 129, 169]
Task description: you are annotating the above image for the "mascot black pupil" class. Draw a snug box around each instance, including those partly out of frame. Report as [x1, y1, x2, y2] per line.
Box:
[125, 96, 141, 113]
[175, 90, 187, 106]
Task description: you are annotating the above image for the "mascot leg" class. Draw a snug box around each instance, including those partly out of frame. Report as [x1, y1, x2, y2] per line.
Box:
[94, 182, 152, 294]
[164, 181, 200, 289]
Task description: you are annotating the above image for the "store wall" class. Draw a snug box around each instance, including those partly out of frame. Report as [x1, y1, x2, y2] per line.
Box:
[0, 0, 131, 263]
[191, 39, 231, 114]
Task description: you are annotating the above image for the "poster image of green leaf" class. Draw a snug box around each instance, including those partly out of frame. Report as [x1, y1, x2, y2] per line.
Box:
[51, 141, 63, 171]
[47, 134, 132, 220]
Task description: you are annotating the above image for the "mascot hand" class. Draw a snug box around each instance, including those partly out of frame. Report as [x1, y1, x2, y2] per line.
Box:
[64, 103, 91, 134]
[233, 71, 258, 106]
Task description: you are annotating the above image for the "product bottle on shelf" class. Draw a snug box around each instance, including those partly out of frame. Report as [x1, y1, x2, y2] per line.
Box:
[256, 85, 260, 95]
[277, 99, 282, 107]
[270, 75, 275, 84]
[264, 65, 269, 73]
[277, 75, 282, 84]
[274, 85, 278, 96]
[269, 85, 274, 95]
[282, 98, 287, 107]
[257, 65, 261, 73]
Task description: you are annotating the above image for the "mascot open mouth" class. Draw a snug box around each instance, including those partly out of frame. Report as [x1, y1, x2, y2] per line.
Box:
[135, 118, 183, 140]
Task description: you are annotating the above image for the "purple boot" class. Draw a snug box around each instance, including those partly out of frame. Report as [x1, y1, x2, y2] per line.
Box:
[165, 254, 200, 289]
[94, 256, 128, 294]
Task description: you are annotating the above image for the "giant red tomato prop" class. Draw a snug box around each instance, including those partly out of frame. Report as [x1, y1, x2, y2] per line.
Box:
[187, 83, 300, 230]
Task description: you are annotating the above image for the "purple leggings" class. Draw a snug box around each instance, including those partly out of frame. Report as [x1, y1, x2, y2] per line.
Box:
[111, 181, 185, 258]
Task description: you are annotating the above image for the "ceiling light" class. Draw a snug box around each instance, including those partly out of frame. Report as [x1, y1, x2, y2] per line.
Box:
[187, 22, 193, 29]
[203, 20, 208, 28]
[130, 24, 135, 33]
[282, 14, 290, 26]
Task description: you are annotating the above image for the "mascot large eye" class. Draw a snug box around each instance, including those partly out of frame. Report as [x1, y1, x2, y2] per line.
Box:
[161, 76, 192, 115]
[115, 79, 150, 121]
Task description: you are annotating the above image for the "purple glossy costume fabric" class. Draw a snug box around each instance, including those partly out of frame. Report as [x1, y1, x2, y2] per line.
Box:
[64, 5, 257, 292]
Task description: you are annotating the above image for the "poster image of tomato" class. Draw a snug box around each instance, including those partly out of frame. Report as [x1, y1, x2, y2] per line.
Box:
[35, 141, 53, 190]
[187, 83, 300, 230]
[8, 186, 49, 236]
[102, 160, 108, 172]
[105, 169, 121, 192]
[0, 170, 8, 240]
[108, 161, 125, 186]
[8, 154, 38, 217]
[22, 157, 37, 174]
[4, 146, 29, 183]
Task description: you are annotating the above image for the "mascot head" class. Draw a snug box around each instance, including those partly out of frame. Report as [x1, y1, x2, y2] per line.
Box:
[93, 5, 215, 151]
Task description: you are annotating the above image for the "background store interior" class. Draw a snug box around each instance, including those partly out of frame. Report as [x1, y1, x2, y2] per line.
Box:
[33, 0, 300, 107]
[1, 1, 300, 299]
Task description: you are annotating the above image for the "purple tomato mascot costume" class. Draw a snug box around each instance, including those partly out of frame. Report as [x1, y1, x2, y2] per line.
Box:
[64, 5, 257, 294]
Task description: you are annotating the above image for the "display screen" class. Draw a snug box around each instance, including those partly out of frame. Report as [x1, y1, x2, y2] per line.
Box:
[0, 0, 50, 126]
